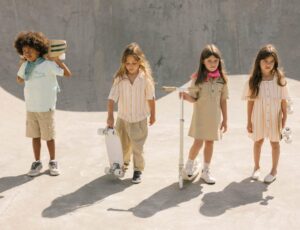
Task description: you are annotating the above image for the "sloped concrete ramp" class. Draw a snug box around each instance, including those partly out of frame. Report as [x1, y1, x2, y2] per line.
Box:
[1, 75, 300, 230]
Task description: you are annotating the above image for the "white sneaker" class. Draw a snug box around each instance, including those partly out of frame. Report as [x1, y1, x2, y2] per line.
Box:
[49, 160, 60, 176]
[264, 173, 276, 183]
[184, 160, 199, 177]
[28, 161, 43, 177]
[201, 168, 216, 184]
[251, 169, 260, 180]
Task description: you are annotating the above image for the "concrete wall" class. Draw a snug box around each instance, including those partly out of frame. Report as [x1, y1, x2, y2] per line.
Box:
[1, 0, 299, 111]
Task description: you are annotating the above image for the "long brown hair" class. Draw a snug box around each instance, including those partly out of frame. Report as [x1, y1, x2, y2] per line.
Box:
[114, 42, 154, 84]
[249, 44, 286, 98]
[195, 44, 227, 85]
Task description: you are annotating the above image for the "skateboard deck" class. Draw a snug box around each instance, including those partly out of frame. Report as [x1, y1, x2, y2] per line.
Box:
[98, 128, 125, 177]
[48, 40, 67, 60]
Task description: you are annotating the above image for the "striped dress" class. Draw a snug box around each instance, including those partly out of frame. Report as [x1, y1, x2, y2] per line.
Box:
[242, 75, 289, 142]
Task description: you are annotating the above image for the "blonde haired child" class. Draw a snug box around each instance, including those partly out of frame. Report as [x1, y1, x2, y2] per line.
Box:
[107, 42, 156, 184]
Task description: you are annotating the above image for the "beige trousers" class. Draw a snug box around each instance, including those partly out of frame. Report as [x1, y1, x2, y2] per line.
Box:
[116, 118, 148, 171]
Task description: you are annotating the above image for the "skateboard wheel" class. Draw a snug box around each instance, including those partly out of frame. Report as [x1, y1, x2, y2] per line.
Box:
[285, 136, 292, 144]
[104, 167, 111, 174]
[114, 169, 123, 177]
[282, 127, 292, 135]
[287, 106, 294, 114]
[98, 128, 107, 135]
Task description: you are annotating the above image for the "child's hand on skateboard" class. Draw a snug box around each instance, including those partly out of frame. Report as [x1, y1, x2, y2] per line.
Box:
[44, 54, 59, 62]
[107, 116, 114, 128]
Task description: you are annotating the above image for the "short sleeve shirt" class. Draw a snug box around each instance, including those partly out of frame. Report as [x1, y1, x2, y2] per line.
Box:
[18, 60, 64, 112]
[108, 70, 155, 123]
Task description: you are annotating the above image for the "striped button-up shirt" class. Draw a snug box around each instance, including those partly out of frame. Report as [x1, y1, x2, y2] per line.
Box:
[108, 71, 155, 123]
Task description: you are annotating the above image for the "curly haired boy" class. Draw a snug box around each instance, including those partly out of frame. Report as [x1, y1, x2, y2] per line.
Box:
[14, 31, 72, 176]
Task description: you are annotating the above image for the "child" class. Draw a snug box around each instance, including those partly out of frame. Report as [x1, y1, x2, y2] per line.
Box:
[14, 31, 72, 177]
[106, 42, 156, 184]
[180, 44, 228, 184]
[242, 44, 289, 183]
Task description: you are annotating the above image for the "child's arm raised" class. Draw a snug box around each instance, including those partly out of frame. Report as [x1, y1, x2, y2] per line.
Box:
[46, 55, 72, 77]
[107, 99, 115, 128]
[148, 99, 156, 126]
[247, 101, 254, 133]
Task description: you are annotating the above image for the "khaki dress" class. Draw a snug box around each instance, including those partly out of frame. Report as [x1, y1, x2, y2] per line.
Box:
[188, 77, 229, 140]
[242, 75, 289, 142]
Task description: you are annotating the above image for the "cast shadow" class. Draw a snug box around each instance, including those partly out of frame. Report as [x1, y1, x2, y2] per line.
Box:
[108, 180, 203, 218]
[0, 174, 34, 198]
[199, 177, 273, 217]
[42, 175, 132, 218]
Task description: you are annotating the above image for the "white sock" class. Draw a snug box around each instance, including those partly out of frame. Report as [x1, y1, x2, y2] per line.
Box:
[203, 162, 210, 170]
[187, 159, 194, 164]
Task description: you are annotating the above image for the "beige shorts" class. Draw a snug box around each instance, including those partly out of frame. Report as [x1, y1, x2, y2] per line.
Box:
[26, 111, 55, 141]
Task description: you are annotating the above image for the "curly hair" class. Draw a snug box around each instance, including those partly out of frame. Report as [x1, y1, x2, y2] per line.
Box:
[14, 31, 49, 57]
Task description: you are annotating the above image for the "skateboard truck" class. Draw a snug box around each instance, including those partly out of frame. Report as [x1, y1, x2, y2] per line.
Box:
[104, 163, 124, 177]
[281, 127, 292, 144]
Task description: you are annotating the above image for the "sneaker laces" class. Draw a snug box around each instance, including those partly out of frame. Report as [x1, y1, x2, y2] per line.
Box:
[31, 161, 41, 170]
[203, 168, 211, 177]
[49, 161, 57, 169]
[133, 171, 141, 179]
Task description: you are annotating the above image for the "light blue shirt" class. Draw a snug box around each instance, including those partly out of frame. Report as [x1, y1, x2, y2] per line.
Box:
[18, 60, 64, 112]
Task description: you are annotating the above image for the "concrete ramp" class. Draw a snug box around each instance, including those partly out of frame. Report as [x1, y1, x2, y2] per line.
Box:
[1, 75, 300, 229]
[0, 0, 300, 111]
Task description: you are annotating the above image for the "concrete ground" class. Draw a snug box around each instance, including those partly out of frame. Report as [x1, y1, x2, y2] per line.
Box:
[0, 75, 299, 230]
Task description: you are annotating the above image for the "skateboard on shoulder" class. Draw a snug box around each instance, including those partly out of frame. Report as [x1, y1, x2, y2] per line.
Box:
[48, 39, 67, 60]
[98, 127, 125, 177]
[281, 127, 292, 144]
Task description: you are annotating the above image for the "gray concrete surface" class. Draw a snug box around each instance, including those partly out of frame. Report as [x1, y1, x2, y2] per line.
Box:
[0, 75, 300, 230]
[0, 0, 300, 111]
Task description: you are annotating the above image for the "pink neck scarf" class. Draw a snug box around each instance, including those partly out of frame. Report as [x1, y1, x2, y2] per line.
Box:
[207, 69, 221, 80]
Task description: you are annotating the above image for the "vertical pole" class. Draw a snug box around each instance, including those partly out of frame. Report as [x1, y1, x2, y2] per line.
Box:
[179, 89, 184, 174]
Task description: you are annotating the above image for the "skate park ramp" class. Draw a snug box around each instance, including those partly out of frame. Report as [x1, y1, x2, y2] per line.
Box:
[1, 75, 300, 229]
[0, 0, 300, 111]
[1, 0, 300, 229]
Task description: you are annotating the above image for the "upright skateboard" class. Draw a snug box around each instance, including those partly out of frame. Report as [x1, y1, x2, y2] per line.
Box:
[98, 127, 125, 177]
[162, 86, 200, 189]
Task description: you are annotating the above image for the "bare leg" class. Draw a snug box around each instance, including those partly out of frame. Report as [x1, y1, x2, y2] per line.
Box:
[32, 138, 41, 161]
[253, 139, 264, 170]
[47, 139, 55, 160]
[270, 141, 280, 176]
[188, 139, 203, 160]
[203, 141, 214, 164]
